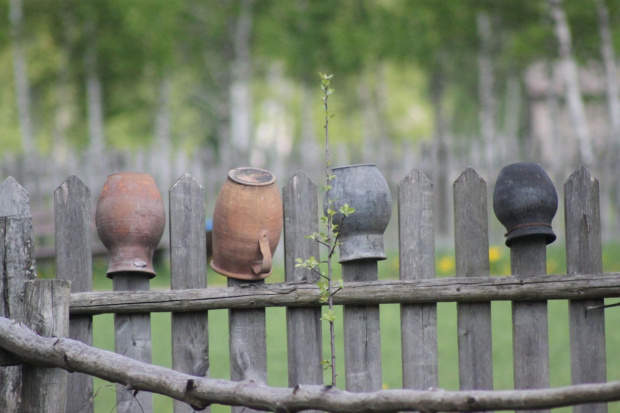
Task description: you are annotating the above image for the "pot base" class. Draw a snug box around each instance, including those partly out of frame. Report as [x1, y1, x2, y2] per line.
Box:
[210, 260, 271, 281]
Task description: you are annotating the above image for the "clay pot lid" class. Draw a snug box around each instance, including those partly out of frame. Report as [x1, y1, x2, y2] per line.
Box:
[228, 167, 275, 186]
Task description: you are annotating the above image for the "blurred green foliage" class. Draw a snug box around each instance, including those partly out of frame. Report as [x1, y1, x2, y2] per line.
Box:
[3, 0, 620, 158]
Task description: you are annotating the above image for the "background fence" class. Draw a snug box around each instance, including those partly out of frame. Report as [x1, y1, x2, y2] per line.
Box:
[0, 164, 619, 412]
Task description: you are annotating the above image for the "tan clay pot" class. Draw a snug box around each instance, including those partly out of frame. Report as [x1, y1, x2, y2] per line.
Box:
[211, 167, 283, 280]
[95, 172, 166, 278]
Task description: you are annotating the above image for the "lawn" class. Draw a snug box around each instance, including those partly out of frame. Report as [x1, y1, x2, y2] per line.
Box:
[79, 242, 620, 412]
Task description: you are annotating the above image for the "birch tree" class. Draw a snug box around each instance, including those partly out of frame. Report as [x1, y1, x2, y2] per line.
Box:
[548, 0, 595, 165]
[9, 0, 34, 155]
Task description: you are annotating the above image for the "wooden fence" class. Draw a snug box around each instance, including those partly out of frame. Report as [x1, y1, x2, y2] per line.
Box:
[0, 165, 619, 412]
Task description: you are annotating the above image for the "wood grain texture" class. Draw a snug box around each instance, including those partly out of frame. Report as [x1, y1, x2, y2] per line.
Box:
[113, 274, 153, 413]
[169, 174, 209, 413]
[343, 261, 382, 392]
[510, 236, 550, 413]
[453, 168, 493, 391]
[54, 175, 94, 413]
[70, 272, 620, 315]
[283, 172, 323, 391]
[398, 169, 438, 389]
[21, 279, 71, 413]
[565, 166, 607, 413]
[228, 277, 267, 413]
[0, 177, 35, 412]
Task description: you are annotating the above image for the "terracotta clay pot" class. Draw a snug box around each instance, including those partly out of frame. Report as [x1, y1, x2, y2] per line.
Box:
[210, 167, 283, 280]
[95, 172, 166, 278]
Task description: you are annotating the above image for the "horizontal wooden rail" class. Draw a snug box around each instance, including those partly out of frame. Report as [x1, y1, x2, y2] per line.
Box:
[70, 273, 620, 315]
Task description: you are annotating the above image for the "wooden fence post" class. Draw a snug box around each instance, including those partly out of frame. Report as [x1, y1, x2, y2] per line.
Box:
[169, 174, 209, 413]
[21, 279, 71, 413]
[113, 272, 153, 413]
[283, 172, 323, 391]
[0, 177, 37, 412]
[228, 277, 267, 413]
[453, 168, 493, 391]
[565, 166, 607, 413]
[494, 163, 557, 413]
[398, 169, 438, 389]
[342, 261, 382, 392]
[54, 175, 94, 413]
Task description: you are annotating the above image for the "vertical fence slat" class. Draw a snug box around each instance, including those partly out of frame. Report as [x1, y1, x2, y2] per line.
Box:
[510, 237, 550, 413]
[283, 172, 323, 390]
[565, 166, 607, 413]
[21, 279, 70, 413]
[342, 261, 382, 392]
[54, 175, 94, 413]
[113, 274, 153, 413]
[169, 174, 209, 413]
[0, 177, 36, 412]
[398, 169, 438, 389]
[454, 168, 493, 391]
[228, 277, 267, 413]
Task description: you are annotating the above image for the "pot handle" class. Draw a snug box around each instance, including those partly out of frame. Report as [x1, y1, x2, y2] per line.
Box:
[252, 229, 272, 275]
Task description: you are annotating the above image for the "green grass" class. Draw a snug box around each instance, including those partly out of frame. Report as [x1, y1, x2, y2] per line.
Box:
[66, 243, 620, 412]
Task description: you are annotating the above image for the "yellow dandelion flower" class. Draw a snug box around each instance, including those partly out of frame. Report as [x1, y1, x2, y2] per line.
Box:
[382, 383, 390, 390]
[438, 256, 455, 274]
[488, 246, 502, 263]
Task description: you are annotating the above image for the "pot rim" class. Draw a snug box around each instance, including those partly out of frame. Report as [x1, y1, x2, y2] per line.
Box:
[106, 171, 154, 179]
[228, 167, 276, 187]
[332, 163, 377, 171]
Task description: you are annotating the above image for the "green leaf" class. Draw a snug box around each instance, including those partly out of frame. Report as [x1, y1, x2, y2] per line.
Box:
[339, 204, 356, 217]
[321, 309, 336, 322]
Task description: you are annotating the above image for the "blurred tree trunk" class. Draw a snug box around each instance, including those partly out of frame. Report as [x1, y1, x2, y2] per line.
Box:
[430, 67, 450, 243]
[477, 11, 496, 177]
[548, 0, 594, 165]
[52, 3, 75, 166]
[84, 11, 105, 183]
[503, 75, 521, 164]
[299, 81, 320, 182]
[594, 0, 620, 238]
[9, 0, 34, 155]
[229, 0, 255, 165]
[595, 0, 620, 143]
[152, 75, 172, 191]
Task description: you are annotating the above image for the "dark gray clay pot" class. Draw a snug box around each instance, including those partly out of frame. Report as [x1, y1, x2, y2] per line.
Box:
[493, 162, 558, 247]
[326, 164, 392, 263]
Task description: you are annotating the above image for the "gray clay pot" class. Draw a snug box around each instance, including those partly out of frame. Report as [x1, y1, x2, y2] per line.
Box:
[326, 164, 392, 263]
[493, 162, 558, 247]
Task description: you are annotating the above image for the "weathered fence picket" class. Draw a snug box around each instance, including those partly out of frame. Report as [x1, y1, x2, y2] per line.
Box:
[454, 168, 493, 391]
[398, 169, 438, 389]
[342, 261, 382, 392]
[283, 172, 323, 395]
[21, 279, 70, 413]
[0, 177, 36, 412]
[54, 175, 94, 413]
[169, 174, 209, 413]
[113, 273, 153, 412]
[565, 166, 607, 413]
[228, 277, 268, 413]
[3, 164, 620, 412]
